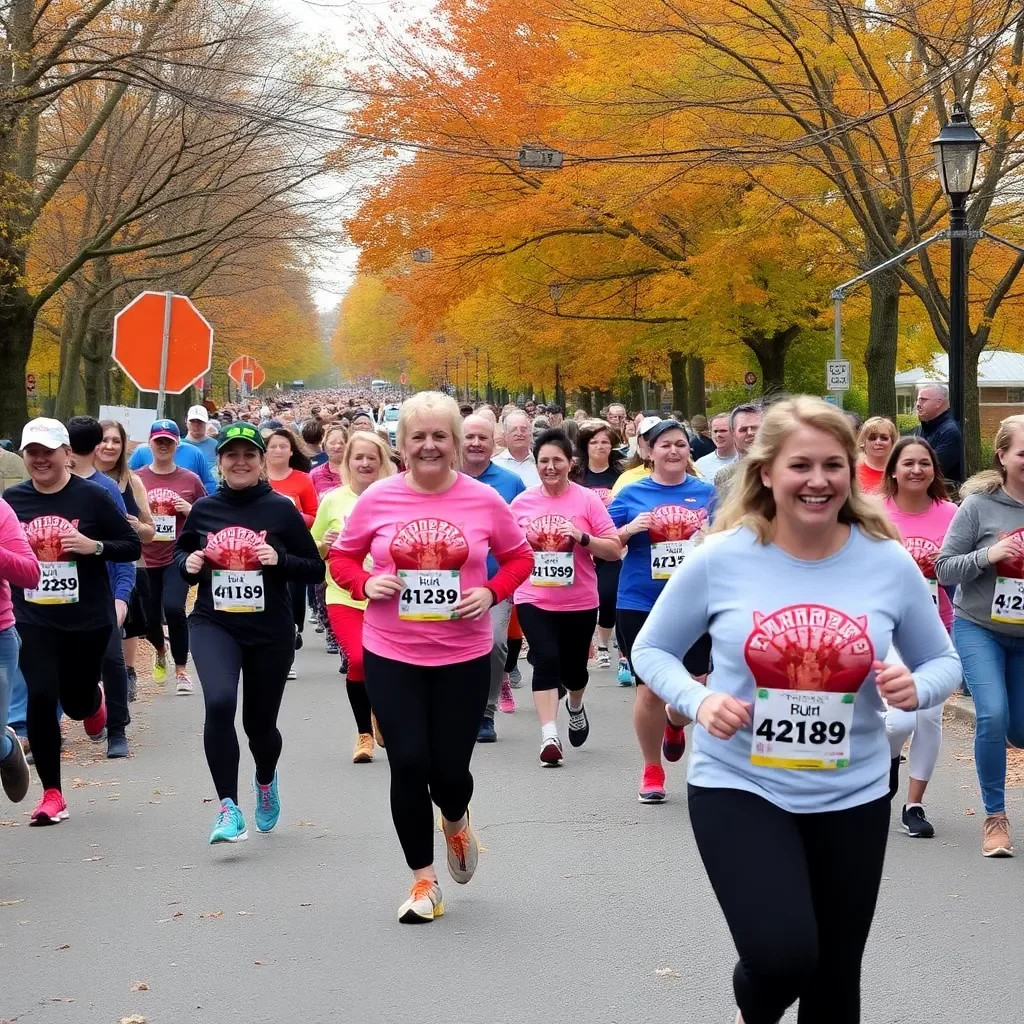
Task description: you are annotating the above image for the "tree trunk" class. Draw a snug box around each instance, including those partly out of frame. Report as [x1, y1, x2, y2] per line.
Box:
[669, 350, 689, 417]
[687, 356, 706, 416]
[54, 305, 93, 421]
[629, 374, 643, 412]
[864, 253, 900, 420]
[744, 327, 795, 396]
[0, 298, 34, 437]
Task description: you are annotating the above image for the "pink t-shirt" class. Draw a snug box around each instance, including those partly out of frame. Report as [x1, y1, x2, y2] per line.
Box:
[311, 461, 343, 499]
[883, 497, 959, 629]
[510, 482, 618, 611]
[332, 472, 532, 665]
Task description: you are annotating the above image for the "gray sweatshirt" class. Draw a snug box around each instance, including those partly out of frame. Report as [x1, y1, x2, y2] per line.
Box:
[935, 488, 1024, 636]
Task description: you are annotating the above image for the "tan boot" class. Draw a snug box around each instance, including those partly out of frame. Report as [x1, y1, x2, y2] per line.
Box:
[352, 733, 374, 764]
[982, 812, 1014, 857]
[371, 713, 385, 749]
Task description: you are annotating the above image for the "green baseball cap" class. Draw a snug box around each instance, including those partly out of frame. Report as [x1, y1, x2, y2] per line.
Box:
[216, 422, 266, 453]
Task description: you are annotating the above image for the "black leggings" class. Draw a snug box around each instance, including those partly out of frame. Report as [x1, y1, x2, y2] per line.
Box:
[516, 603, 597, 693]
[190, 620, 293, 804]
[616, 608, 712, 681]
[594, 559, 621, 631]
[143, 564, 189, 666]
[689, 786, 889, 1024]
[289, 580, 306, 633]
[363, 649, 489, 870]
[18, 623, 108, 792]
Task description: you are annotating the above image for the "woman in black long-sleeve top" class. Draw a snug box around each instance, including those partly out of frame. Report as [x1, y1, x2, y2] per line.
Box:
[173, 423, 324, 846]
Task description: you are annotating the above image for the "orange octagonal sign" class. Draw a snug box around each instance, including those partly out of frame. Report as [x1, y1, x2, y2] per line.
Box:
[227, 354, 266, 390]
[112, 292, 213, 394]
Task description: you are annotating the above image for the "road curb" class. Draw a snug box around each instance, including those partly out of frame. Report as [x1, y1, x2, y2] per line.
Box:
[946, 694, 976, 728]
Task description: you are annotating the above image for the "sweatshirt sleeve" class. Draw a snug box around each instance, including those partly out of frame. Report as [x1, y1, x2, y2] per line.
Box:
[0, 500, 40, 589]
[632, 542, 714, 721]
[196, 452, 216, 496]
[174, 501, 209, 583]
[935, 498, 990, 584]
[94, 487, 143, 564]
[483, 492, 533, 601]
[297, 476, 318, 526]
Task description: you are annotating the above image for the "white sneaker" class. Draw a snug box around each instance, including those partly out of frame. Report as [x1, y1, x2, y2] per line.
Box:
[398, 879, 444, 923]
[539, 735, 563, 765]
[175, 673, 194, 695]
[287, 666, 297, 680]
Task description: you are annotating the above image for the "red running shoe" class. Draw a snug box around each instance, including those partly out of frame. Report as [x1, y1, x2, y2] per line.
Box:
[30, 788, 69, 826]
[662, 717, 687, 763]
[638, 763, 666, 803]
[83, 687, 107, 741]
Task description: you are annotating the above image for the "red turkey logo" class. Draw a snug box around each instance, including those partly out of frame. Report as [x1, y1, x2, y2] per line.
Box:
[648, 504, 704, 543]
[523, 514, 574, 552]
[204, 527, 265, 569]
[24, 516, 79, 562]
[390, 519, 469, 569]
[995, 528, 1024, 579]
[147, 488, 180, 516]
[744, 604, 874, 694]
[591, 487, 613, 508]
[903, 537, 940, 579]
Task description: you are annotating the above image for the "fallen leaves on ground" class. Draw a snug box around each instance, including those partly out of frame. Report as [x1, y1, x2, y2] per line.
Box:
[130, 982, 150, 992]
[199, 910, 224, 919]
[653, 967, 680, 979]
[0, 899, 25, 907]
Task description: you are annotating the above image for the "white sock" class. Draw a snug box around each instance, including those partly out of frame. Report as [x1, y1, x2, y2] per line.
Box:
[542, 722, 558, 742]
[905, 802, 924, 810]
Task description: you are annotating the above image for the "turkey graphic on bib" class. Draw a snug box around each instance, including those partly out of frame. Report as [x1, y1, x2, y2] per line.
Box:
[204, 527, 266, 570]
[745, 604, 874, 770]
[391, 519, 468, 619]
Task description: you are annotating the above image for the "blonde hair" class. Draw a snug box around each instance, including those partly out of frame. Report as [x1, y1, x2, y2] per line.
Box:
[961, 413, 1024, 498]
[857, 416, 897, 451]
[341, 431, 396, 485]
[713, 395, 899, 543]
[397, 391, 463, 466]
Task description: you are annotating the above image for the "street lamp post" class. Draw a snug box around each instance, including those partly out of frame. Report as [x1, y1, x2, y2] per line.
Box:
[931, 102, 984, 474]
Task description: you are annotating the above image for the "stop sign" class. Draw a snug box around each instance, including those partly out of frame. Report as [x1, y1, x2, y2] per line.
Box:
[227, 354, 266, 390]
[112, 292, 213, 394]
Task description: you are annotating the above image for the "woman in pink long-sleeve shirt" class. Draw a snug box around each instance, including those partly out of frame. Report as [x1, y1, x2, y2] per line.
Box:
[330, 392, 532, 925]
[0, 497, 40, 803]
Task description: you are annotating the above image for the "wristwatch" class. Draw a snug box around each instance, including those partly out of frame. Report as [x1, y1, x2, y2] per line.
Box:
[94, 541, 105, 556]
[579, 532, 591, 547]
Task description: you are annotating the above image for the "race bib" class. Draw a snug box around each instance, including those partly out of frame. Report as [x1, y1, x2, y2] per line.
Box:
[531, 550, 574, 587]
[212, 569, 265, 613]
[992, 576, 1024, 624]
[927, 578, 939, 606]
[398, 569, 461, 621]
[750, 689, 854, 769]
[25, 561, 80, 605]
[153, 515, 176, 542]
[650, 539, 694, 580]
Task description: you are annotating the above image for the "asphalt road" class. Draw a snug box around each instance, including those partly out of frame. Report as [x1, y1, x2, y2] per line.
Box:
[2, 641, 1022, 1024]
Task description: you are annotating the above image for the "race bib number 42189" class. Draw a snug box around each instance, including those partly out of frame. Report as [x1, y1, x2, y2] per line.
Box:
[992, 577, 1024, 624]
[398, 569, 461, 621]
[750, 689, 854, 770]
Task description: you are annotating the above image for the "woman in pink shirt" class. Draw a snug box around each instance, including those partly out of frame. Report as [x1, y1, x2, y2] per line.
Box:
[510, 429, 620, 765]
[310, 424, 346, 499]
[0, 498, 40, 804]
[881, 437, 958, 840]
[330, 392, 532, 924]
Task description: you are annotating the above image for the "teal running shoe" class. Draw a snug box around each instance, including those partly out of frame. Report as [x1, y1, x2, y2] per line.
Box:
[253, 771, 281, 833]
[209, 798, 248, 844]
[617, 658, 634, 686]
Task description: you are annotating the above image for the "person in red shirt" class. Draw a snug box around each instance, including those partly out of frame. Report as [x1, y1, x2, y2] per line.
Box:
[855, 416, 897, 495]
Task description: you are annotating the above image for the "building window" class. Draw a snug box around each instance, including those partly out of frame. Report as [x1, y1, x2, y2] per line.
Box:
[1007, 387, 1024, 403]
[897, 393, 914, 415]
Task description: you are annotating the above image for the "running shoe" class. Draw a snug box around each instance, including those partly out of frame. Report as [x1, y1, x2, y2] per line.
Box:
[106, 730, 129, 760]
[126, 666, 138, 702]
[339, 653, 349, 675]
[253, 771, 281, 833]
[398, 878, 444, 923]
[175, 671, 194, 695]
[314, 622, 325, 634]
[30, 788, 69, 826]
[325, 637, 339, 655]
[982, 813, 1013, 857]
[499, 677, 516, 714]
[617, 658, 634, 686]
[638, 763, 666, 803]
[287, 665, 297, 680]
[596, 646, 611, 669]
[902, 804, 934, 839]
[540, 735, 563, 765]
[294, 631, 303, 651]
[0, 726, 30, 802]
[308, 609, 318, 624]
[209, 798, 248, 844]
[662, 717, 686, 762]
[508, 666, 522, 689]
[443, 814, 479, 884]
[83, 688, 107, 741]
[372, 713, 386, 749]
[153, 650, 167, 685]
[477, 717, 497, 743]
[352, 733, 374, 763]
[567, 703, 590, 747]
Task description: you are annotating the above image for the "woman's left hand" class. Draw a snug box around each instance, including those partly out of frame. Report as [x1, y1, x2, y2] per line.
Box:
[455, 587, 494, 621]
[255, 543, 279, 566]
[874, 660, 918, 710]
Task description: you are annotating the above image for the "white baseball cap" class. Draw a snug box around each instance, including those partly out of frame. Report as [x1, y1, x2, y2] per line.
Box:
[638, 415, 663, 437]
[187, 404, 209, 423]
[20, 417, 70, 451]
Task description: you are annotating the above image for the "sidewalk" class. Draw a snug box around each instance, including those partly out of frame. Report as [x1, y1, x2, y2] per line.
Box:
[946, 691, 976, 727]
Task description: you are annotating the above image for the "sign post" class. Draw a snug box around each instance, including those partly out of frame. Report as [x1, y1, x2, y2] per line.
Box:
[156, 291, 173, 418]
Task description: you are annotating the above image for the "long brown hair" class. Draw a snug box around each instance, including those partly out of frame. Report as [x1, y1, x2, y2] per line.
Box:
[571, 419, 624, 482]
[98, 419, 130, 489]
[881, 437, 947, 503]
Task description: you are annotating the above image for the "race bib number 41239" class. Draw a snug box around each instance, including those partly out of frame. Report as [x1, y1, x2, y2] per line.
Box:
[398, 569, 461, 621]
[750, 689, 854, 770]
[25, 561, 79, 605]
[992, 577, 1024, 624]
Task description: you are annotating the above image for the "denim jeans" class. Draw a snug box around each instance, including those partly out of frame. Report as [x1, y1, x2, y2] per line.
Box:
[953, 617, 1024, 815]
[0, 625, 20, 758]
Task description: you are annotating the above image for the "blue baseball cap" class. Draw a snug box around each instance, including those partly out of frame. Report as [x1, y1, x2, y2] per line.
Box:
[149, 419, 180, 441]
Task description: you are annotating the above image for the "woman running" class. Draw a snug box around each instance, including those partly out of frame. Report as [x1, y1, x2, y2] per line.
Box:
[314, 431, 395, 762]
[632, 396, 960, 1024]
[880, 437, 958, 838]
[330, 392, 532, 923]
[937, 413, 1024, 858]
[311, 424, 347, 499]
[174, 422, 324, 845]
[607, 419, 715, 802]
[571, 419, 625, 671]
[512, 429, 620, 764]
[855, 416, 897, 494]
[138, 419, 205, 694]
[6, 418, 141, 826]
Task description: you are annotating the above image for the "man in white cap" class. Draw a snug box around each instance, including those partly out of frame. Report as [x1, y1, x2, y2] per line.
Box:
[185, 404, 217, 474]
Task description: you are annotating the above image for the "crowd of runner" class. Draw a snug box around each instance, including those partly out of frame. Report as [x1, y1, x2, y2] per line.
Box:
[1, 379, 1022, 1023]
